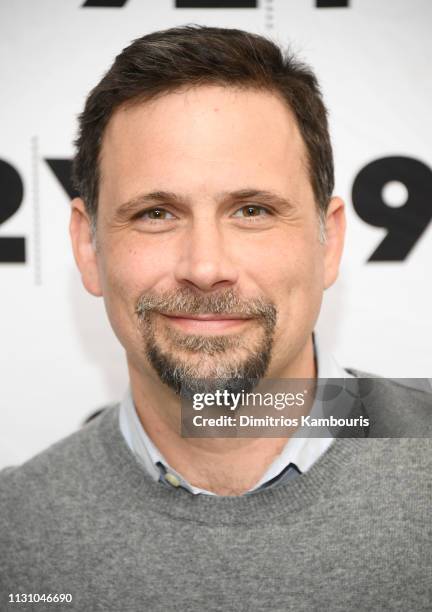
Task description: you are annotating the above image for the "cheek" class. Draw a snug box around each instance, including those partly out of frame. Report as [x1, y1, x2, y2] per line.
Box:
[239, 232, 324, 333]
[100, 239, 168, 295]
[96, 240, 170, 345]
[240, 232, 323, 296]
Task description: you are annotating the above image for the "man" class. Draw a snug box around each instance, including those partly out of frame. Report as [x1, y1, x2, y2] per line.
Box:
[1, 25, 431, 611]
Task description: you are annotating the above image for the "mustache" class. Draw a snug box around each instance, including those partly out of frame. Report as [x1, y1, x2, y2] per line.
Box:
[135, 287, 277, 324]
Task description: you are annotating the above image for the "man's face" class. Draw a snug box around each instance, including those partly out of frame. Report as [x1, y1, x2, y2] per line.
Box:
[70, 85, 344, 394]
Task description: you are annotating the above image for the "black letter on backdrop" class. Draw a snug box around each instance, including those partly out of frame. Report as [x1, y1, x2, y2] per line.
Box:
[316, 0, 349, 7]
[45, 159, 79, 200]
[176, 1, 257, 7]
[82, 0, 128, 7]
[352, 156, 432, 261]
[0, 160, 26, 263]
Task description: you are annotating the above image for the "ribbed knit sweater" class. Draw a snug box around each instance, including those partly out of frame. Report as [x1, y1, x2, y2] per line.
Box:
[1, 376, 431, 611]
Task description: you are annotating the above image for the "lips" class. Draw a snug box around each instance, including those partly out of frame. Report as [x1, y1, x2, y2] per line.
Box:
[160, 313, 251, 321]
[157, 312, 253, 333]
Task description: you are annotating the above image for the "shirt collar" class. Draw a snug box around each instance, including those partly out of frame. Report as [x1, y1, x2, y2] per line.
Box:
[119, 331, 353, 494]
[253, 332, 354, 483]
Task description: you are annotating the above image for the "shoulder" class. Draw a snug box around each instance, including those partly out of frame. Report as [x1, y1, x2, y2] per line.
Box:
[0, 403, 120, 585]
[345, 368, 432, 436]
[0, 403, 119, 515]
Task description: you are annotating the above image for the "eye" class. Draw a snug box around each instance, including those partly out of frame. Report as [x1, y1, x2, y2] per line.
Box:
[139, 208, 175, 221]
[232, 205, 271, 219]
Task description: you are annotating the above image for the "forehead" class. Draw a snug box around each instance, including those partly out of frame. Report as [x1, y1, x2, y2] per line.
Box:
[99, 85, 310, 204]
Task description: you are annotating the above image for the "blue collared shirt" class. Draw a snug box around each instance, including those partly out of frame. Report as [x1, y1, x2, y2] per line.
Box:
[119, 332, 354, 495]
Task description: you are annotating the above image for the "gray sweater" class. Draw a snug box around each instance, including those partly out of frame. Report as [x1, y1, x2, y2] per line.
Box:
[1, 374, 431, 611]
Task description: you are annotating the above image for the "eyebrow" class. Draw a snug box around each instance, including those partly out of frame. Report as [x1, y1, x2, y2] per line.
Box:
[114, 191, 185, 222]
[114, 188, 297, 222]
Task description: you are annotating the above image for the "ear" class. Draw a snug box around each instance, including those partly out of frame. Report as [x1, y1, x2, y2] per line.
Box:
[69, 197, 103, 297]
[323, 196, 346, 290]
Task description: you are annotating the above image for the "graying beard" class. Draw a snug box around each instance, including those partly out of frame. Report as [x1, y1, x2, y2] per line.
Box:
[135, 287, 277, 395]
[135, 287, 276, 324]
[145, 332, 273, 396]
[166, 328, 243, 355]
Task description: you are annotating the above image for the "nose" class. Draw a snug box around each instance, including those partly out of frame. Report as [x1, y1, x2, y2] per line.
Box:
[174, 219, 239, 292]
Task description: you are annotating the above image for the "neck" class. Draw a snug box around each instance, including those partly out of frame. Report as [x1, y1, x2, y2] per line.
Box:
[127, 335, 316, 496]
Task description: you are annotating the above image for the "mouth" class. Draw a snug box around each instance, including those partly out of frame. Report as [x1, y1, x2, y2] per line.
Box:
[157, 312, 254, 334]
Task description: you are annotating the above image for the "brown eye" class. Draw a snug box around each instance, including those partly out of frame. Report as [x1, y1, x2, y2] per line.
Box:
[244, 206, 260, 217]
[141, 208, 174, 220]
[148, 208, 164, 219]
[233, 205, 269, 218]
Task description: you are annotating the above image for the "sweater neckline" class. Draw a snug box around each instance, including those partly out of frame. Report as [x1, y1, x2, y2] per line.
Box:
[95, 402, 370, 526]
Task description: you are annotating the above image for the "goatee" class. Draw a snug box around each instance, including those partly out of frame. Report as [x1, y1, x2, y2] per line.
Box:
[135, 287, 277, 397]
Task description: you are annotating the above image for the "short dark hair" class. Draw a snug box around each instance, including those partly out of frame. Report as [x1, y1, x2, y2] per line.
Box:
[73, 25, 334, 232]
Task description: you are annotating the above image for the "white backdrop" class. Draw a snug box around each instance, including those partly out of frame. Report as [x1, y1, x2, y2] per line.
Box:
[1, 0, 431, 468]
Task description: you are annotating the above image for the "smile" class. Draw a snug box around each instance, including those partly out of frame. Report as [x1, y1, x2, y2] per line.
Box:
[158, 313, 253, 334]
